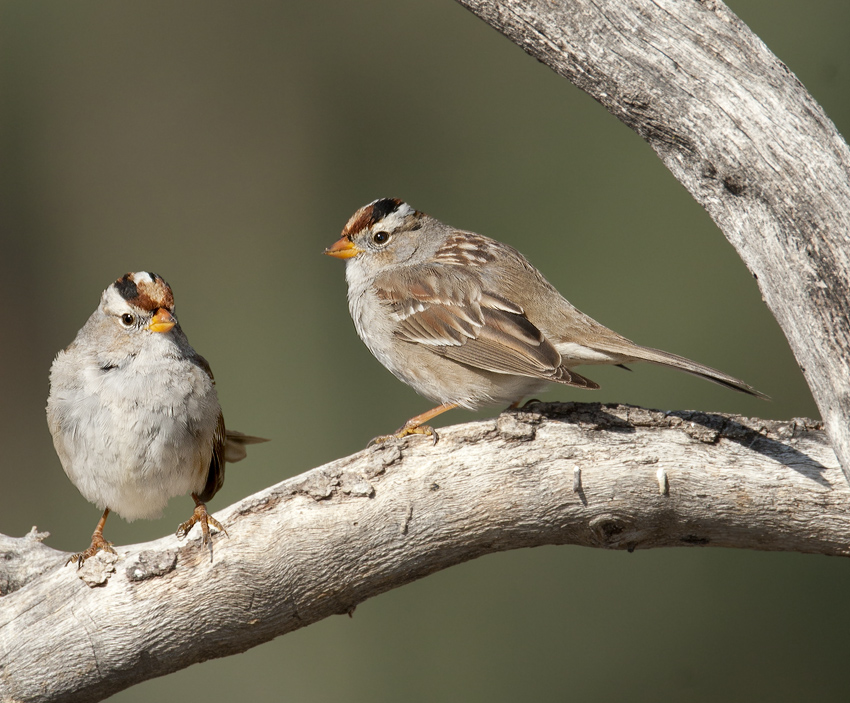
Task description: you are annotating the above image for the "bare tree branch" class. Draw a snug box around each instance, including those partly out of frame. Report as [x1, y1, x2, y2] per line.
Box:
[452, 0, 850, 478]
[4, 1, 850, 701]
[0, 403, 844, 703]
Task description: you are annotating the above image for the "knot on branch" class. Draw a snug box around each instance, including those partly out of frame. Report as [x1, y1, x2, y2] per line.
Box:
[588, 513, 635, 549]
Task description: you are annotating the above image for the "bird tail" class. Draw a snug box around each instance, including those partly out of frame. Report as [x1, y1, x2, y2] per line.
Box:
[224, 430, 270, 463]
[622, 344, 769, 399]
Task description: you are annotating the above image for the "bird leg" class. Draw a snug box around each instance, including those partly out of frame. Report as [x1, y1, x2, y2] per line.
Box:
[370, 403, 459, 446]
[176, 493, 227, 548]
[67, 508, 115, 568]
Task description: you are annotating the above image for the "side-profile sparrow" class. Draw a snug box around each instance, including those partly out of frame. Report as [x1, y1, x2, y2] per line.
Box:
[47, 272, 266, 565]
[325, 198, 768, 438]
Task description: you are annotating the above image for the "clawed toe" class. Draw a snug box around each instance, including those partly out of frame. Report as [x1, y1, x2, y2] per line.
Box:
[368, 423, 438, 447]
[366, 403, 457, 447]
[176, 498, 227, 546]
[66, 534, 115, 568]
[67, 508, 115, 568]
[518, 398, 542, 409]
[397, 423, 438, 444]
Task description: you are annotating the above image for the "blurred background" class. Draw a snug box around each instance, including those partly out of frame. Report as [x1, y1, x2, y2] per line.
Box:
[1, 0, 848, 700]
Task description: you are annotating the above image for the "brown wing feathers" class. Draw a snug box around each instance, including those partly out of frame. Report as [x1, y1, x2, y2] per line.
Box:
[376, 266, 598, 389]
[197, 412, 226, 503]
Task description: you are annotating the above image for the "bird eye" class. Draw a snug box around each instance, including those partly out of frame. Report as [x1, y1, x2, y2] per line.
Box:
[372, 231, 390, 245]
[120, 313, 136, 327]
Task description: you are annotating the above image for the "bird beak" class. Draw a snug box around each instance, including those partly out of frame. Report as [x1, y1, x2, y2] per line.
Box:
[323, 236, 362, 259]
[148, 308, 176, 333]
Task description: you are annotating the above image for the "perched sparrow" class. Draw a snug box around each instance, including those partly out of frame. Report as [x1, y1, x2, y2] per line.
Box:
[47, 272, 266, 565]
[325, 198, 768, 438]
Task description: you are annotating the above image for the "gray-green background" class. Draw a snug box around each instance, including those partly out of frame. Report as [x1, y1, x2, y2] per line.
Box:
[2, 1, 848, 700]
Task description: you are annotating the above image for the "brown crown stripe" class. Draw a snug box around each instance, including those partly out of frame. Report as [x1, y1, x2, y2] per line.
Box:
[342, 198, 406, 237]
[114, 272, 174, 311]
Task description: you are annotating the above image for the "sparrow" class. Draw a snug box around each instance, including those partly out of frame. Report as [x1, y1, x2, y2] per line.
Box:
[47, 272, 266, 565]
[325, 198, 767, 439]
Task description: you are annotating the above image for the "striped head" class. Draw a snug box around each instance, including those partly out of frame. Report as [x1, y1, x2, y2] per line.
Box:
[100, 271, 177, 335]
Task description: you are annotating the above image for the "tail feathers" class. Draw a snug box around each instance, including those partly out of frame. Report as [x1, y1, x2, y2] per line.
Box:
[224, 430, 270, 463]
[625, 345, 770, 399]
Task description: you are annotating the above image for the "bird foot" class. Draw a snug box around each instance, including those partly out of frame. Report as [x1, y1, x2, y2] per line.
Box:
[66, 533, 115, 568]
[368, 423, 438, 447]
[176, 502, 227, 545]
[510, 398, 546, 412]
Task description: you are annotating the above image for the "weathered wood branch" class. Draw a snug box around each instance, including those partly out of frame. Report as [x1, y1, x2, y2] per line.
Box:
[3, 2, 849, 701]
[0, 403, 845, 703]
[452, 0, 850, 477]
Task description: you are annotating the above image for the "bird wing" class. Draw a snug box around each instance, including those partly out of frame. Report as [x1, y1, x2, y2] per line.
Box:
[189, 353, 270, 501]
[197, 411, 226, 503]
[373, 264, 598, 389]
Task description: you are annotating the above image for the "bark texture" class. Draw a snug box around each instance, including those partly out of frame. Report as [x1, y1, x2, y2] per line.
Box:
[453, 0, 850, 478]
[0, 403, 845, 702]
[3, 2, 850, 701]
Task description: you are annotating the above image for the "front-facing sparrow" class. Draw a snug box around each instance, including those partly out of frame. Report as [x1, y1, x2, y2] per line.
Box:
[47, 272, 266, 565]
[325, 198, 767, 438]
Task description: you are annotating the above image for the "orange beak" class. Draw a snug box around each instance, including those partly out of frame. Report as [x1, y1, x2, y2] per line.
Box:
[323, 236, 362, 260]
[148, 308, 176, 333]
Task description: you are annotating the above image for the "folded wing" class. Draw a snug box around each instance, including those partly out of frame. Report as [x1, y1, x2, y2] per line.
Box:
[374, 264, 598, 390]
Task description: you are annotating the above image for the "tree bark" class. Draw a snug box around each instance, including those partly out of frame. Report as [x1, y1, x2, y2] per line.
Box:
[452, 0, 850, 479]
[0, 403, 844, 702]
[4, 1, 850, 701]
